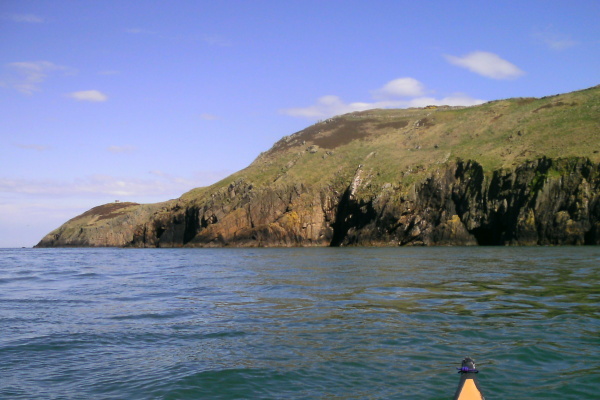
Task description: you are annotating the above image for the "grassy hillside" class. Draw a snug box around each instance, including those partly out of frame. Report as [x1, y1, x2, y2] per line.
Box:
[182, 85, 600, 203]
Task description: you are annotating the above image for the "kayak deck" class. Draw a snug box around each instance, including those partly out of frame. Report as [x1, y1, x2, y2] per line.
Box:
[453, 357, 485, 400]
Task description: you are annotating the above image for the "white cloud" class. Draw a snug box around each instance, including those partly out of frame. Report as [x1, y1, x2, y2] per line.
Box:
[372, 77, 425, 99]
[280, 77, 485, 120]
[281, 95, 374, 119]
[445, 51, 524, 80]
[5, 61, 67, 94]
[68, 90, 108, 102]
[532, 27, 578, 51]
[5, 13, 44, 23]
[107, 145, 136, 153]
[281, 95, 485, 120]
[405, 94, 486, 108]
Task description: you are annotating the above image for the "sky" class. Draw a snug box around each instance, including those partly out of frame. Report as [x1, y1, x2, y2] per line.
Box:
[1, 1, 599, 247]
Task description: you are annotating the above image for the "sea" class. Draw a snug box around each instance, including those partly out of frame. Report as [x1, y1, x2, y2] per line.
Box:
[0, 247, 598, 399]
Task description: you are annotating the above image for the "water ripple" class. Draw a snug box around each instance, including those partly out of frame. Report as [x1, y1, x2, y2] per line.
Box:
[0, 247, 598, 399]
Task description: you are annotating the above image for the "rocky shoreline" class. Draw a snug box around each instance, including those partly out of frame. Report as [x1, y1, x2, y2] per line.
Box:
[36, 157, 600, 247]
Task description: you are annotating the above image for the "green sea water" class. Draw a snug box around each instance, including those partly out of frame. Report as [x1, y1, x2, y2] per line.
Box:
[1, 247, 598, 399]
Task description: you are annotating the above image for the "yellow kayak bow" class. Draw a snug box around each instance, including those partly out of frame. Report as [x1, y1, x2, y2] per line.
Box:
[453, 357, 485, 400]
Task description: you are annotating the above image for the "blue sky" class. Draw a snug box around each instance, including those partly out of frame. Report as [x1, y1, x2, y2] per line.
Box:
[1, 1, 598, 247]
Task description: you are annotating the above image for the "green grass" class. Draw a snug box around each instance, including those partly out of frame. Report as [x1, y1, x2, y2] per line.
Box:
[179, 85, 599, 204]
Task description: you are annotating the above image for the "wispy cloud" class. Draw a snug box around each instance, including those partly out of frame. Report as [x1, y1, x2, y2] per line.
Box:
[199, 113, 220, 121]
[13, 143, 50, 151]
[0, 175, 180, 198]
[67, 90, 108, 102]
[148, 170, 191, 186]
[125, 28, 156, 35]
[444, 51, 524, 80]
[0, 171, 231, 199]
[98, 70, 120, 75]
[107, 145, 136, 154]
[4, 61, 68, 94]
[4, 13, 44, 23]
[124, 27, 231, 47]
[150, 170, 232, 187]
[202, 34, 232, 47]
[533, 27, 578, 51]
[281, 78, 485, 120]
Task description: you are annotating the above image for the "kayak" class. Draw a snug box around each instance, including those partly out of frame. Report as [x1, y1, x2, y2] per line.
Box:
[453, 357, 485, 400]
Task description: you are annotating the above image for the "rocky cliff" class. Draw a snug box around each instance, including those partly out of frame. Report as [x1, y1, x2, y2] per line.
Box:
[37, 201, 171, 247]
[36, 86, 600, 247]
[331, 157, 600, 246]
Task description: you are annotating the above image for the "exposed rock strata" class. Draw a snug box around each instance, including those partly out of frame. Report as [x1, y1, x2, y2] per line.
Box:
[37, 157, 600, 247]
[332, 157, 600, 246]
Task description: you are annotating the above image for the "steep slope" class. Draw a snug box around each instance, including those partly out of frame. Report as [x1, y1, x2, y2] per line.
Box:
[36, 85, 600, 247]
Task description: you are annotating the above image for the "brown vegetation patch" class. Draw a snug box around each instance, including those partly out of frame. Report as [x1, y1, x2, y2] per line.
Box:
[268, 122, 334, 154]
[312, 119, 378, 149]
[267, 117, 378, 154]
[376, 120, 409, 129]
[75, 202, 140, 222]
[532, 101, 577, 113]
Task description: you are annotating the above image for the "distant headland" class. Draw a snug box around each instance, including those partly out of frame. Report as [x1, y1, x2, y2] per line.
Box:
[37, 85, 600, 247]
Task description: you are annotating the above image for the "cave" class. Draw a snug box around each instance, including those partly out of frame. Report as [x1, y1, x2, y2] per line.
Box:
[470, 226, 505, 246]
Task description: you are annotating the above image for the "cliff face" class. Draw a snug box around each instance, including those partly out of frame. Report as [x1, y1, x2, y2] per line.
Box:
[36, 86, 600, 247]
[118, 157, 599, 248]
[38, 158, 600, 247]
[333, 157, 600, 246]
[127, 181, 338, 247]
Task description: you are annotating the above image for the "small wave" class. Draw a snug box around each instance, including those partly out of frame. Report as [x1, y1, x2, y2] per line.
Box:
[158, 368, 302, 399]
[202, 331, 247, 339]
[0, 276, 41, 284]
[0, 298, 94, 304]
[108, 311, 194, 321]
[73, 272, 106, 279]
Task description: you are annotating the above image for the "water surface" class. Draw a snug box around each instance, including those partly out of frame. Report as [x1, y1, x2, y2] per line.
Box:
[1, 247, 598, 399]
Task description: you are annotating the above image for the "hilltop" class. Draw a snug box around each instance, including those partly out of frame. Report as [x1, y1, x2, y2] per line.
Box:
[37, 85, 600, 247]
